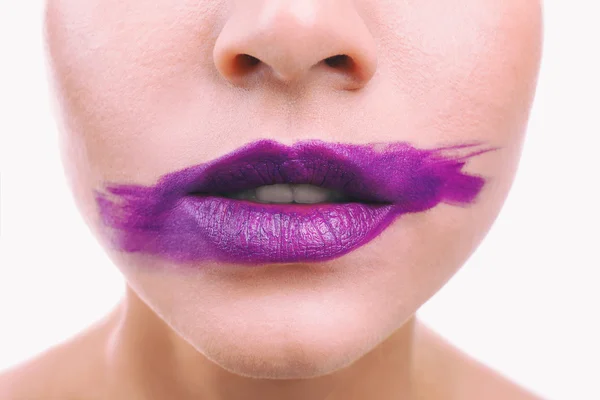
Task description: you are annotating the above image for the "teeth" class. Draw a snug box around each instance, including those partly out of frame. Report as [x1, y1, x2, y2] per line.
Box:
[230, 184, 346, 204]
[256, 184, 294, 203]
[291, 184, 333, 204]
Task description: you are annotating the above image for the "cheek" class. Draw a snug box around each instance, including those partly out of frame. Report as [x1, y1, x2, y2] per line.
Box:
[45, 0, 222, 235]
[372, 0, 542, 145]
[46, 0, 541, 286]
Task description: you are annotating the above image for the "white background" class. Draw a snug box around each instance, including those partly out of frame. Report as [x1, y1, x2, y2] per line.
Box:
[1, 1, 599, 399]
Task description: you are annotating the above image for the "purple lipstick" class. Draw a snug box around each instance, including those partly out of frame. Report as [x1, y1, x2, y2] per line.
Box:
[95, 140, 495, 265]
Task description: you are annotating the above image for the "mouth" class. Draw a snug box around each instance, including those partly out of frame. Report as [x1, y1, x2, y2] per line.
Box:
[195, 183, 369, 205]
[96, 140, 495, 265]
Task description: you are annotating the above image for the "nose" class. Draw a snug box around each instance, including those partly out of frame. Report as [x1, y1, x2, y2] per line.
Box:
[213, 0, 378, 90]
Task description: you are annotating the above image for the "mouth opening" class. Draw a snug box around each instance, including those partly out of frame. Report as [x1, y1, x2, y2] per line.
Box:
[189, 183, 390, 205]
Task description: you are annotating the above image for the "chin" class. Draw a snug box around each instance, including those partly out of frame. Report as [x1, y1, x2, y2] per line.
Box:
[123, 262, 404, 380]
[182, 313, 386, 380]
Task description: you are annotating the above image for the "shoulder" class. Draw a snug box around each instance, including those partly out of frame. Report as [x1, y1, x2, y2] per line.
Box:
[413, 319, 542, 400]
[0, 347, 71, 400]
[0, 313, 116, 400]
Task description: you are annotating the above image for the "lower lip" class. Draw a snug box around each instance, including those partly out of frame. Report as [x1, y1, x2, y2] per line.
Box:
[192, 197, 395, 263]
[120, 196, 398, 264]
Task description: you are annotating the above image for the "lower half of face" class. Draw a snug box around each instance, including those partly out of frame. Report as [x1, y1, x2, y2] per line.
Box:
[43, 0, 542, 379]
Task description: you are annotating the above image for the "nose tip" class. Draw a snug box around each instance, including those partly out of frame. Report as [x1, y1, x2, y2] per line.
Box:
[213, 1, 378, 90]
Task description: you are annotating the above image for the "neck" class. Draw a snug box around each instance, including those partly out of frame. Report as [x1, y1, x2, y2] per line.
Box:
[105, 286, 416, 400]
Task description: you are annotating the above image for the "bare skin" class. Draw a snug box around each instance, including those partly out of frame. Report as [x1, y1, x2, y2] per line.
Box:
[1, 1, 543, 398]
[0, 287, 540, 400]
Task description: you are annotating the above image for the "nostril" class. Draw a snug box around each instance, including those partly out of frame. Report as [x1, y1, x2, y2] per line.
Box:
[221, 52, 367, 88]
[231, 54, 261, 75]
[237, 54, 261, 67]
[323, 54, 354, 71]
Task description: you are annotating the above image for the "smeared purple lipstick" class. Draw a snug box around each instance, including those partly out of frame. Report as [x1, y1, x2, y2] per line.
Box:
[96, 140, 495, 265]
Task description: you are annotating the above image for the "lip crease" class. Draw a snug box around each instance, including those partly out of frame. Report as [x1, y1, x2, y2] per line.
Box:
[95, 140, 497, 265]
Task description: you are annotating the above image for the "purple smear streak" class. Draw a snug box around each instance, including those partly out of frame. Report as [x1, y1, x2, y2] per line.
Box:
[95, 140, 496, 265]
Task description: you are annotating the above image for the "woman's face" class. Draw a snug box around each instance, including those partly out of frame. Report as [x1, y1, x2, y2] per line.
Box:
[44, 0, 542, 379]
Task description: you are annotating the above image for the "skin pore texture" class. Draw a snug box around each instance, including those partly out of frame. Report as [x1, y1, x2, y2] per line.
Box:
[1, 0, 542, 399]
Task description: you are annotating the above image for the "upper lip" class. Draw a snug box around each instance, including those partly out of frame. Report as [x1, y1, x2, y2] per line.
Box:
[140, 139, 494, 207]
[185, 140, 383, 204]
